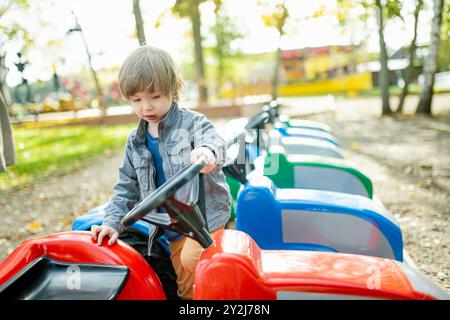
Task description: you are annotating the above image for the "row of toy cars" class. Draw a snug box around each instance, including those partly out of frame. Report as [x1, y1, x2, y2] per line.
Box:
[225, 102, 401, 260]
[205, 100, 448, 299]
[0, 101, 448, 300]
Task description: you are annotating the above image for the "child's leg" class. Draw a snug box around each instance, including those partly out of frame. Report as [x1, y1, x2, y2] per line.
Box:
[169, 237, 195, 299]
[169, 227, 224, 299]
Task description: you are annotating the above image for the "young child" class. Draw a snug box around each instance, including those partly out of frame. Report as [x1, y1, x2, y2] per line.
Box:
[90, 46, 231, 299]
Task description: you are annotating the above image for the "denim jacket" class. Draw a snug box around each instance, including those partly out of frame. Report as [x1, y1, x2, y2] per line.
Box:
[102, 102, 231, 255]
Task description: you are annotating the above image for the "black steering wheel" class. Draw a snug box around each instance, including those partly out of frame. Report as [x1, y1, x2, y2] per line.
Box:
[222, 106, 272, 185]
[245, 110, 270, 130]
[121, 157, 214, 248]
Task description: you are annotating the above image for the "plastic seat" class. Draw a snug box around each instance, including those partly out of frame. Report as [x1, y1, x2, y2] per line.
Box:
[266, 129, 344, 158]
[235, 176, 402, 261]
[275, 125, 340, 147]
[278, 115, 332, 133]
[264, 147, 372, 198]
[72, 205, 170, 255]
[72, 205, 152, 236]
[279, 136, 344, 158]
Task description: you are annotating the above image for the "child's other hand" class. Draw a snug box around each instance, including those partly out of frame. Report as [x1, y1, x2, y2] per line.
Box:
[91, 225, 119, 246]
[190, 147, 216, 173]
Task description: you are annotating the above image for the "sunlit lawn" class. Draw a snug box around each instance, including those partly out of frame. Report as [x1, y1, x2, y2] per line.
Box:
[359, 85, 423, 96]
[0, 124, 135, 191]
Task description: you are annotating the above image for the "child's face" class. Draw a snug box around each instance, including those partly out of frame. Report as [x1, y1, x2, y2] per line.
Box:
[129, 90, 173, 124]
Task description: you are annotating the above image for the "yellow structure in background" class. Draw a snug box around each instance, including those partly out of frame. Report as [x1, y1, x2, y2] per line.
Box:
[219, 72, 372, 98]
[279, 46, 373, 95]
[279, 72, 373, 96]
[281, 46, 357, 81]
[218, 45, 373, 98]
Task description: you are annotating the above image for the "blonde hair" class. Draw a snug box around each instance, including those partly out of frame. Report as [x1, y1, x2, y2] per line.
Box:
[119, 46, 184, 101]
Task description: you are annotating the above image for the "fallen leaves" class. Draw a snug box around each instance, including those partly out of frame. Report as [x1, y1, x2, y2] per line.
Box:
[350, 142, 361, 151]
[25, 220, 44, 233]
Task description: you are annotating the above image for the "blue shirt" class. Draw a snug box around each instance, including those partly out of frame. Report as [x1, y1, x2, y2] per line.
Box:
[146, 130, 183, 242]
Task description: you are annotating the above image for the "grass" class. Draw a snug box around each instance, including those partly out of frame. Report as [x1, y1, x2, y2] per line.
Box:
[0, 124, 135, 191]
[358, 85, 423, 97]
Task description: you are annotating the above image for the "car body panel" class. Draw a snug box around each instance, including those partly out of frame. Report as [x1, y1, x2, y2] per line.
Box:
[195, 230, 443, 300]
[0, 232, 166, 300]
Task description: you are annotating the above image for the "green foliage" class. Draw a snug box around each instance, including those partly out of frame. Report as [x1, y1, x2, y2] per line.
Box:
[221, 52, 274, 83]
[211, 12, 243, 59]
[336, 0, 354, 27]
[0, 0, 29, 18]
[359, 84, 422, 97]
[385, 0, 403, 20]
[0, 0, 34, 101]
[441, 0, 449, 69]
[0, 124, 135, 190]
[439, 26, 450, 70]
[172, 0, 207, 18]
[444, 0, 450, 33]
[0, 0, 33, 50]
[260, 1, 289, 34]
[209, 5, 244, 88]
[337, 0, 403, 24]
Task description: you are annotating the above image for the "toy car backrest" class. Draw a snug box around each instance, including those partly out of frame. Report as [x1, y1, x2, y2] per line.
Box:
[276, 135, 345, 159]
[278, 114, 333, 133]
[264, 146, 373, 198]
[275, 125, 341, 147]
[235, 176, 402, 261]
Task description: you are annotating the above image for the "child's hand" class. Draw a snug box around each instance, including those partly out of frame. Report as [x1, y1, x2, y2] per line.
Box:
[190, 147, 217, 173]
[91, 225, 119, 246]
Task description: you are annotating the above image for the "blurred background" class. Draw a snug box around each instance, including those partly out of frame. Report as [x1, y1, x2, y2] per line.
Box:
[1, 0, 449, 117]
[0, 0, 449, 291]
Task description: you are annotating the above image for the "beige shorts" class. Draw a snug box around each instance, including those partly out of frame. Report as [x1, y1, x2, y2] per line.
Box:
[169, 227, 224, 299]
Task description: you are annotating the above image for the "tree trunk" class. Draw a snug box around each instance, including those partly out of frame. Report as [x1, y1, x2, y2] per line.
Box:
[0, 53, 11, 107]
[71, 12, 106, 121]
[80, 30, 106, 120]
[216, 55, 224, 98]
[397, 0, 422, 113]
[191, 3, 208, 105]
[272, 45, 281, 100]
[375, 0, 392, 115]
[416, 0, 444, 114]
[0, 91, 16, 171]
[132, 0, 146, 46]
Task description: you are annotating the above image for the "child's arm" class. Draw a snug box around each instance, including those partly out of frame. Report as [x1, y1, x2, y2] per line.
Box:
[92, 134, 140, 245]
[191, 113, 226, 173]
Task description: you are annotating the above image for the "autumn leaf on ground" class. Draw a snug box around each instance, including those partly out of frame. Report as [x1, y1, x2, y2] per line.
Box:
[350, 142, 361, 151]
[25, 220, 43, 233]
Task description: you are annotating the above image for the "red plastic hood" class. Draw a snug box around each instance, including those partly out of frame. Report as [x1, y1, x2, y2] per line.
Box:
[195, 230, 444, 300]
[0, 231, 165, 300]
